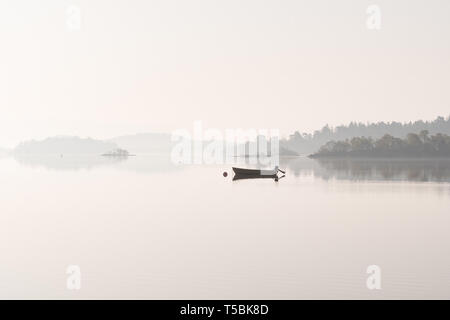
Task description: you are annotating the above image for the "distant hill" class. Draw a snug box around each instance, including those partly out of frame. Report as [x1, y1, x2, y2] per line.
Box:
[240, 136, 299, 157]
[14, 136, 118, 155]
[11, 133, 298, 158]
[282, 116, 450, 155]
[109, 133, 173, 154]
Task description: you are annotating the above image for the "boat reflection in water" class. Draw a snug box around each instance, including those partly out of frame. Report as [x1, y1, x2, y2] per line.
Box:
[232, 174, 285, 181]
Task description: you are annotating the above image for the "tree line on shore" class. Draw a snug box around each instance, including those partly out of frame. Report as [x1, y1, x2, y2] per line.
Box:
[281, 116, 450, 155]
[310, 130, 450, 158]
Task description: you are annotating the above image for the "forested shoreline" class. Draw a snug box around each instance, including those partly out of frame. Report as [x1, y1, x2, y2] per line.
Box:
[310, 131, 450, 158]
[282, 116, 450, 155]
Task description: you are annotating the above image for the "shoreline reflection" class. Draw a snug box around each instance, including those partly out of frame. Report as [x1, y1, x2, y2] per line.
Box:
[283, 157, 450, 183]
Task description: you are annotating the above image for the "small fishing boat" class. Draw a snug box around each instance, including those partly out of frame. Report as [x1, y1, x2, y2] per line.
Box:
[232, 166, 285, 176]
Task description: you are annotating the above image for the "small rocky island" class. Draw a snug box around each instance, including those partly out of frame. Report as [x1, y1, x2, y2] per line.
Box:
[101, 148, 135, 157]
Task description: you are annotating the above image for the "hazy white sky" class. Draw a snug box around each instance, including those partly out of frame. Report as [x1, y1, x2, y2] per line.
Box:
[1, 0, 450, 147]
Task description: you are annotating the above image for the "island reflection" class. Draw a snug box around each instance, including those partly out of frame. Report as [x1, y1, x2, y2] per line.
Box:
[13, 154, 179, 174]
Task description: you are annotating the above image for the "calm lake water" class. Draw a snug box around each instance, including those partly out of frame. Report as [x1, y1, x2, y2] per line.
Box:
[1, 155, 450, 299]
